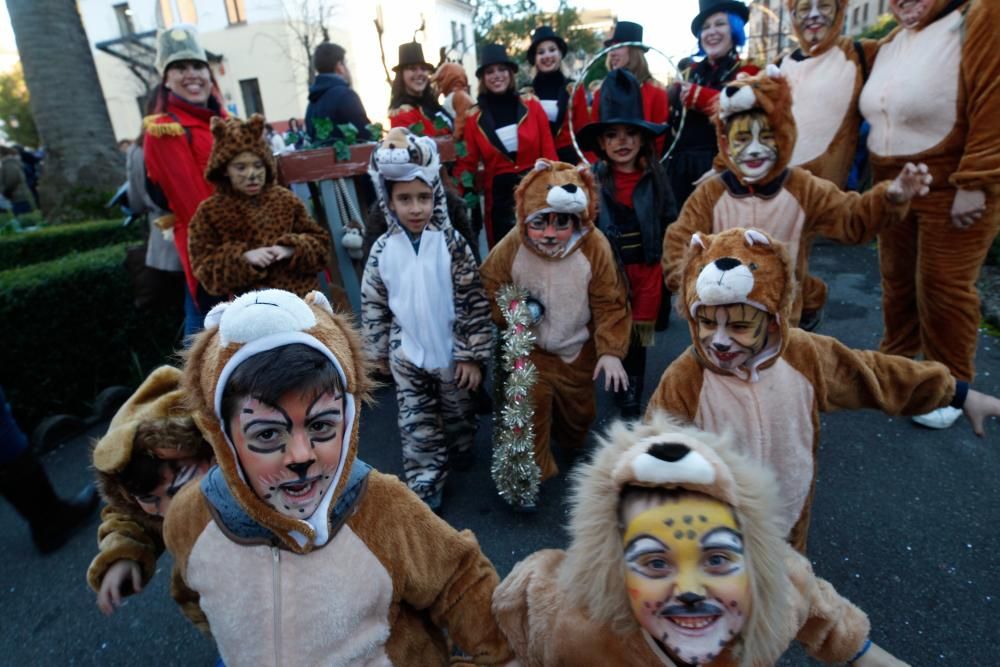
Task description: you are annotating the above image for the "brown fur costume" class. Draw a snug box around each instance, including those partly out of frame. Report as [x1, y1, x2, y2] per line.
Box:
[187, 114, 331, 298]
[663, 68, 910, 326]
[778, 0, 877, 188]
[859, 0, 1000, 381]
[432, 62, 474, 140]
[493, 412, 872, 666]
[163, 289, 511, 665]
[87, 366, 212, 594]
[480, 160, 631, 481]
[648, 228, 959, 552]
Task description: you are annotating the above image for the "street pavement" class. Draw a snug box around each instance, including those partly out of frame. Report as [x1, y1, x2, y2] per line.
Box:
[1, 240, 997, 665]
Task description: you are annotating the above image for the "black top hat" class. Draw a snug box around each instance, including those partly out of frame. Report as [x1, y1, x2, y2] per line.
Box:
[527, 26, 568, 65]
[576, 69, 667, 151]
[604, 21, 645, 48]
[476, 43, 518, 78]
[691, 0, 750, 36]
[393, 42, 433, 73]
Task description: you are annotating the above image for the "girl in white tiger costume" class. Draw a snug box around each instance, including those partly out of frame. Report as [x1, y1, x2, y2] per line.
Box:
[361, 128, 492, 510]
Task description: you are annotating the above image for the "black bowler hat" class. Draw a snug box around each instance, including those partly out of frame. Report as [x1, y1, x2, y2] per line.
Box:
[691, 0, 750, 36]
[475, 43, 518, 78]
[604, 21, 646, 48]
[527, 26, 567, 65]
[576, 69, 667, 152]
[393, 42, 433, 73]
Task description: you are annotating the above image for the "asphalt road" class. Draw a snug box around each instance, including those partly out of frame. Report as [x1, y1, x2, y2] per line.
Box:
[2, 240, 997, 666]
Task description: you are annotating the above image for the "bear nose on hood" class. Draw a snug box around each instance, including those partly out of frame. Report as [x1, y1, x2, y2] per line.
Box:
[724, 86, 740, 98]
[647, 442, 691, 463]
[714, 257, 741, 271]
[560, 184, 578, 193]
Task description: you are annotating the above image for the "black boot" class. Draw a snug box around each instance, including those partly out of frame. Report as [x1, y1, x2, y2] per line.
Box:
[617, 375, 643, 419]
[0, 449, 98, 554]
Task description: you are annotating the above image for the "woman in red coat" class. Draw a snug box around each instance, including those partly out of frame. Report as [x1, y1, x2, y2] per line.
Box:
[455, 44, 557, 247]
[523, 26, 591, 164]
[591, 21, 669, 158]
[143, 25, 226, 337]
[387, 42, 452, 137]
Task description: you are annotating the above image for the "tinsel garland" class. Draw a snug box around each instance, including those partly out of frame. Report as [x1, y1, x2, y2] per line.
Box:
[491, 284, 542, 508]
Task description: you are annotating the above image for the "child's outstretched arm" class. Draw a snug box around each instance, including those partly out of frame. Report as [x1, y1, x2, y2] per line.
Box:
[662, 182, 717, 293]
[360, 237, 393, 373]
[479, 237, 516, 328]
[448, 229, 492, 383]
[961, 389, 1000, 436]
[87, 506, 163, 615]
[587, 233, 632, 362]
[272, 192, 331, 276]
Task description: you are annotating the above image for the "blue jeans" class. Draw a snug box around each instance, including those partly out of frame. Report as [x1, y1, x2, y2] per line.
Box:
[183, 288, 206, 343]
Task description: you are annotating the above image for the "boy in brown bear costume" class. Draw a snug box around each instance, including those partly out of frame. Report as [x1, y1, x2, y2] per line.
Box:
[188, 114, 330, 299]
[648, 227, 1000, 553]
[663, 67, 931, 330]
[88, 366, 213, 616]
[480, 159, 631, 508]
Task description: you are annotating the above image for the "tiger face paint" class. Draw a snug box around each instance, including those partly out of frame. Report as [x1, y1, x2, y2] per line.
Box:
[624, 494, 750, 665]
[725, 111, 778, 183]
[792, 0, 839, 48]
[696, 303, 775, 371]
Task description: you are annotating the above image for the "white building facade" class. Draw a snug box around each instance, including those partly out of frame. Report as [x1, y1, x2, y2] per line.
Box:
[78, 0, 477, 141]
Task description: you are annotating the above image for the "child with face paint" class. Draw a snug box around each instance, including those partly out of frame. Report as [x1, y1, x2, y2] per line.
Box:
[663, 67, 932, 330]
[648, 227, 1000, 553]
[493, 412, 907, 666]
[481, 159, 631, 503]
[163, 288, 514, 665]
[579, 69, 678, 418]
[87, 366, 214, 617]
[187, 114, 331, 299]
[361, 127, 492, 510]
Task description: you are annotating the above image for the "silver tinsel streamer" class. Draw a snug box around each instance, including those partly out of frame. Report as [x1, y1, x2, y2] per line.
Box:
[491, 284, 542, 508]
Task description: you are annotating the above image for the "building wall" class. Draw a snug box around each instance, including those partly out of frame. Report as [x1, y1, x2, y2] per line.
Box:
[844, 0, 891, 36]
[78, 0, 476, 141]
[746, 0, 795, 64]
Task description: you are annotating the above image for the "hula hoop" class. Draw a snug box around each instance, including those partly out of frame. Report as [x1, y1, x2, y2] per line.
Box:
[568, 41, 688, 166]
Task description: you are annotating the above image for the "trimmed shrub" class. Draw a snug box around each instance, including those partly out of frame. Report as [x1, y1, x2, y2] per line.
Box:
[0, 243, 183, 430]
[0, 218, 141, 270]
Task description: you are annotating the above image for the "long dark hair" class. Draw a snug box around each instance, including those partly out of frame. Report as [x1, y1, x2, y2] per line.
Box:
[388, 67, 443, 115]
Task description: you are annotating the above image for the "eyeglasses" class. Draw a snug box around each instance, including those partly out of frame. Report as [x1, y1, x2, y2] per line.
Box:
[526, 212, 578, 232]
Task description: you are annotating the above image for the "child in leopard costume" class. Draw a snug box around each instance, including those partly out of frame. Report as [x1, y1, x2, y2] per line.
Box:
[361, 128, 492, 510]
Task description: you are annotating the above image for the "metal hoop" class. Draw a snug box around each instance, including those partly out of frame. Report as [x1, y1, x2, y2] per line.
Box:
[568, 41, 688, 166]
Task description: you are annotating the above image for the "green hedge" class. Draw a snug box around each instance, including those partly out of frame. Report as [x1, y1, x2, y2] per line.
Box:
[0, 218, 142, 270]
[0, 242, 183, 429]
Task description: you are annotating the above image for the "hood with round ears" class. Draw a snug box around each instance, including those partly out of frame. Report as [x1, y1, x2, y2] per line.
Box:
[514, 158, 598, 256]
[679, 227, 795, 379]
[182, 289, 372, 554]
[204, 113, 276, 189]
[785, 0, 848, 55]
[715, 65, 797, 187]
[559, 412, 790, 667]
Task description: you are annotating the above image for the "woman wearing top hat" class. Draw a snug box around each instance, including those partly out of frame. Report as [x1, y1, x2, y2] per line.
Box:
[522, 26, 591, 164]
[668, 0, 758, 206]
[591, 21, 669, 157]
[455, 43, 557, 247]
[143, 24, 227, 337]
[578, 69, 677, 418]
[388, 42, 452, 137]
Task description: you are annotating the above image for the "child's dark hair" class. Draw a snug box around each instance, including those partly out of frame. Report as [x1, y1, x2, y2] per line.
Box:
[118, 418, 212, 497]
[220, 344, 344, 428]
[595, 126, 657, 170]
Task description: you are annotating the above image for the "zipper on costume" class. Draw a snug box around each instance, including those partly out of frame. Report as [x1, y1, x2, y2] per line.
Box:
[272, 545, 281, 666]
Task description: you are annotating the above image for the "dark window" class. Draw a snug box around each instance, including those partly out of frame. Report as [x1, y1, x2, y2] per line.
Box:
[862, 3, 869, 22]
[240, 78, 264, 117]
[225, 0, 247, 25]
[114, 3, 135, 36]
[451, 20, 458, 47]
[852, 6, 860, 26]
[879, 0, 885, 14]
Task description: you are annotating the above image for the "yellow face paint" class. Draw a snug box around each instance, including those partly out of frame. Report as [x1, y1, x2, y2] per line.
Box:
[623, 494, 750, 665]
[725, 111, 777, 183]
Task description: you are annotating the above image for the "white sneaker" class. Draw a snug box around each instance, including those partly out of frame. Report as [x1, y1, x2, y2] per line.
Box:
[912, 406, 963, 429]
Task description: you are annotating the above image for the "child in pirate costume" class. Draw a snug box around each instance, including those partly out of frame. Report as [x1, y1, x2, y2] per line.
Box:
[647, 227, 1000, 553]
[493, 413, 906, 666]
[579, 69, 678, 418]
[361, 128, 491, 510]
[163, 288, 513, 666]
[480, 159, 631, 504]
[188, 114, 330, 299]
[87, 366, 213, 617]
[663, 67, 932, 329]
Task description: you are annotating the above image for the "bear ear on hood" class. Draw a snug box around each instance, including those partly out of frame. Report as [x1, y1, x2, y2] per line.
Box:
[210, 115, 228, 139]
[246, 113, 265, 138]
[690, 231, 710, 253]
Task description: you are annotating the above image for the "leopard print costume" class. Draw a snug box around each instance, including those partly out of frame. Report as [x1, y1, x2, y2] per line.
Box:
[188, 114, 331, 298]
[361, 128, 492, 502]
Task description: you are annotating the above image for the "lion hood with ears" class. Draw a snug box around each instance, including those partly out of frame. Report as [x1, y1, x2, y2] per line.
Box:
[515, 158, 599, 257]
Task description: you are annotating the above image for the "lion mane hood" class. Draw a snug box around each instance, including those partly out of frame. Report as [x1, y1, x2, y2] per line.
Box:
[558, 412, 791, 667]
[785, 0, 849, 55]
[515, 158, 599, 259]
[204, 113, 277, 190]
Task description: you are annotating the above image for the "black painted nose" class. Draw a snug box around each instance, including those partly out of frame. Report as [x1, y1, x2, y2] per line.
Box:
[648, 442, 690, 463]
[561, 184, 578, 193]
[678, 591, 706, 605]
[287, 461, 313, 478]
[714, 257, 741, 271]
